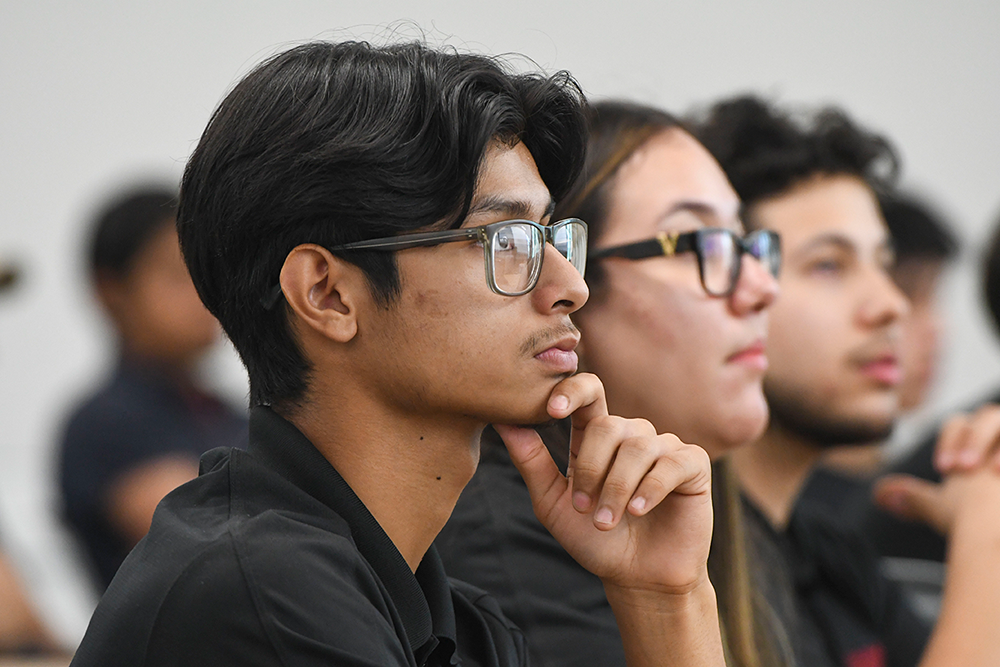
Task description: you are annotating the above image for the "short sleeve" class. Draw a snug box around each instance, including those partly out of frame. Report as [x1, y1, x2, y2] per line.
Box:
[145, 514, 413, 667]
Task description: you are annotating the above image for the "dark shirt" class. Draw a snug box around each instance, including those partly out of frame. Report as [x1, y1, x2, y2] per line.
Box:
[58, 358, 247, 589]
[439, 429, 929, 667]
[747, 470, 931, 667]
[70, 407, 528, 667]
[854, 434, 947, 562]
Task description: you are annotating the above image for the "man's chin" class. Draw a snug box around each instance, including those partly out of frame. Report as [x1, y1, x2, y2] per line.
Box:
[490, 405, 556, 429]
[766, 388, 895, 447]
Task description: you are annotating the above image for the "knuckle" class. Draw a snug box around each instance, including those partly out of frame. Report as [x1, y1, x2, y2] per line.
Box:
[588, 415, 623, 439]
[572, 460, 605, 482]
[682, 443, 712, 471]
[621, 436, 655, 459]
[622, 417, 656, 436]
[601, 476, 632, 500]
[574, 372, 603, 395]
[639, 475, 667, 497]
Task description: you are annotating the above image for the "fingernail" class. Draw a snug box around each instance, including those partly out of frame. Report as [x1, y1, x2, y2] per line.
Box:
[550, 395, 569, 412]
[936, 452, 954, 470]
[629, 497, 646, 513]
[573, 492, 591, 511]
[595, 507, 613, 525]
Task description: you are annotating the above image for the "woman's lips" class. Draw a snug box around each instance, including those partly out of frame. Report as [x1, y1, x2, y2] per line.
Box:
[727, 341, 768, 371]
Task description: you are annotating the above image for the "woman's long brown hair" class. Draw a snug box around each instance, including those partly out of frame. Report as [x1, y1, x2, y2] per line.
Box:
[553, 100, 789, 667]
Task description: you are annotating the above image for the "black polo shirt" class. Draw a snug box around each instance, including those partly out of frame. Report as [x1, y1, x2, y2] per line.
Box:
[71, 407, 527, 667]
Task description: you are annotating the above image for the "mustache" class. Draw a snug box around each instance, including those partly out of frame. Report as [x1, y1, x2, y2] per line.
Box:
[519, 322, 580, 357]
[846, 333, 899, 365]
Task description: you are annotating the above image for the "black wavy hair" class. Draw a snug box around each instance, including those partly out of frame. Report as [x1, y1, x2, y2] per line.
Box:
[693, 95, 899, 222]
[89, 186, 178, 279]
[880, 191, 958, 264]
[177, 40, 587, 409]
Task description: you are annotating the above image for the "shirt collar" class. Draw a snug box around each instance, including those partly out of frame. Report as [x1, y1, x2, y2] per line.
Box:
[246, 406, 457, 658]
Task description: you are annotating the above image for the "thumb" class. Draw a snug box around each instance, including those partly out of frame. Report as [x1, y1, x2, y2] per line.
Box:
[872, 474, 948, 534]
[494, 424, 567, 524]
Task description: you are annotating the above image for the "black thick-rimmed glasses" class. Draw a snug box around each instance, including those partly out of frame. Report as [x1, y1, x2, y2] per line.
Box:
[261, 218, 588, 309]
[590, 228, 781, 297]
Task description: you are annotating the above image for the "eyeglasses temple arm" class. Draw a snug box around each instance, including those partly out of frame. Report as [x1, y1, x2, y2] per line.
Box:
[591, 231, 685, 260]
[332, 227, 481, 251]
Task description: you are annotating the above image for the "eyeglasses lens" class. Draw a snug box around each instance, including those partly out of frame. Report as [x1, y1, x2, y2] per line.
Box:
[747, 231, 781, 278]
[553, 220, 588, 277]
[699, 229, 739, 296]
[491, 223, 541, 294]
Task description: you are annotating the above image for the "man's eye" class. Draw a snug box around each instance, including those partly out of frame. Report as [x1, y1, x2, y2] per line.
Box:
[495, 232, 513, 251]
[809, 259, 844, 276]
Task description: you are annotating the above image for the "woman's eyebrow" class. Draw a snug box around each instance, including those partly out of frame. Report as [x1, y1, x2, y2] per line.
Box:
[657, 201, 738, 228]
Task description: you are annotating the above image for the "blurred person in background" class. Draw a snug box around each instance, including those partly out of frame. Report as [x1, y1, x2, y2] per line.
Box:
[823, 192, 959, 477]
[697, 94, 1000, 666]
[56, 186, 247, 592]
[1, 259, 59, 654]
[857, 206, 1000, 565]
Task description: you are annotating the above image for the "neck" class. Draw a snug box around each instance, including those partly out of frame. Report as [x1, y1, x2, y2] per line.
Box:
[282, 387, 483, 573]
[730, 419, 823, 529]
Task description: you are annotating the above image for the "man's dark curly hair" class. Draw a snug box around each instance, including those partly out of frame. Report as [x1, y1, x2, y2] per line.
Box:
[178, 40, 587, 409]
[692, 95, 899, 221]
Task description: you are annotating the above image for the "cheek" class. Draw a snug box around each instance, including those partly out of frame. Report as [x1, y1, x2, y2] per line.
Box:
[767, 290, 849, 396]
[579, 273, 720, 396]
[139, 274, 216, 338]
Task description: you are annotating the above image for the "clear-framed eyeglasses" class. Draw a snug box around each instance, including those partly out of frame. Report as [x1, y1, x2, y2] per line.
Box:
[261, 218, 588, 309]
[589, 227, 780, 297]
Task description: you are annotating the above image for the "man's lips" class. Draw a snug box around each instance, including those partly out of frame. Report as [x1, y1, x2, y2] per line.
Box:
[858, 355, 901, 386]
[727, 340, 768, 371]
[534, 335, 580, 374]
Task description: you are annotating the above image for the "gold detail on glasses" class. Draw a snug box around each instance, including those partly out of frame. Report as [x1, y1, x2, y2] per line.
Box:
[656, 231, 679, 257]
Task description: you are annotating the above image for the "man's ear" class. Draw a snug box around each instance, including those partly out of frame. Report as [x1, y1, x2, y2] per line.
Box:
[279, 244, 362, 343]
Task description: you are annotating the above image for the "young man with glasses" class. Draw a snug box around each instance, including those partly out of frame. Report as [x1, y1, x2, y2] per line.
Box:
[69, 41, 725, 667]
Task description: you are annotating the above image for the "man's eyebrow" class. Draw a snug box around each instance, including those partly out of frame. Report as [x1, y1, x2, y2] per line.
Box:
[794, 233, 858, 256]
[467, 195, 556, 221]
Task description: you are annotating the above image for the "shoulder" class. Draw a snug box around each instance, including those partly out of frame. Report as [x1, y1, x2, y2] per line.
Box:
[78, 453, 411, 666]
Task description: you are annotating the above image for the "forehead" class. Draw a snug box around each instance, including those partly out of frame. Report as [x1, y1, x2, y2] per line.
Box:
[466, 141, 552, 223]
[753, 174, 888, 254]
[603, 128, 741, 241]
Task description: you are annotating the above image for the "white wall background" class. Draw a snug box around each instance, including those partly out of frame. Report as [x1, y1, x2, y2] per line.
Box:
[2, 0, 999, 647]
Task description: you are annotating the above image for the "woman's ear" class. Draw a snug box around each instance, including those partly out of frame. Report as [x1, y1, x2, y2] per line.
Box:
[279, 244, 361, 343]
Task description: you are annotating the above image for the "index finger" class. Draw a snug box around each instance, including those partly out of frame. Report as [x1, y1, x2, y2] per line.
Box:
[546, 373, 608, 457]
